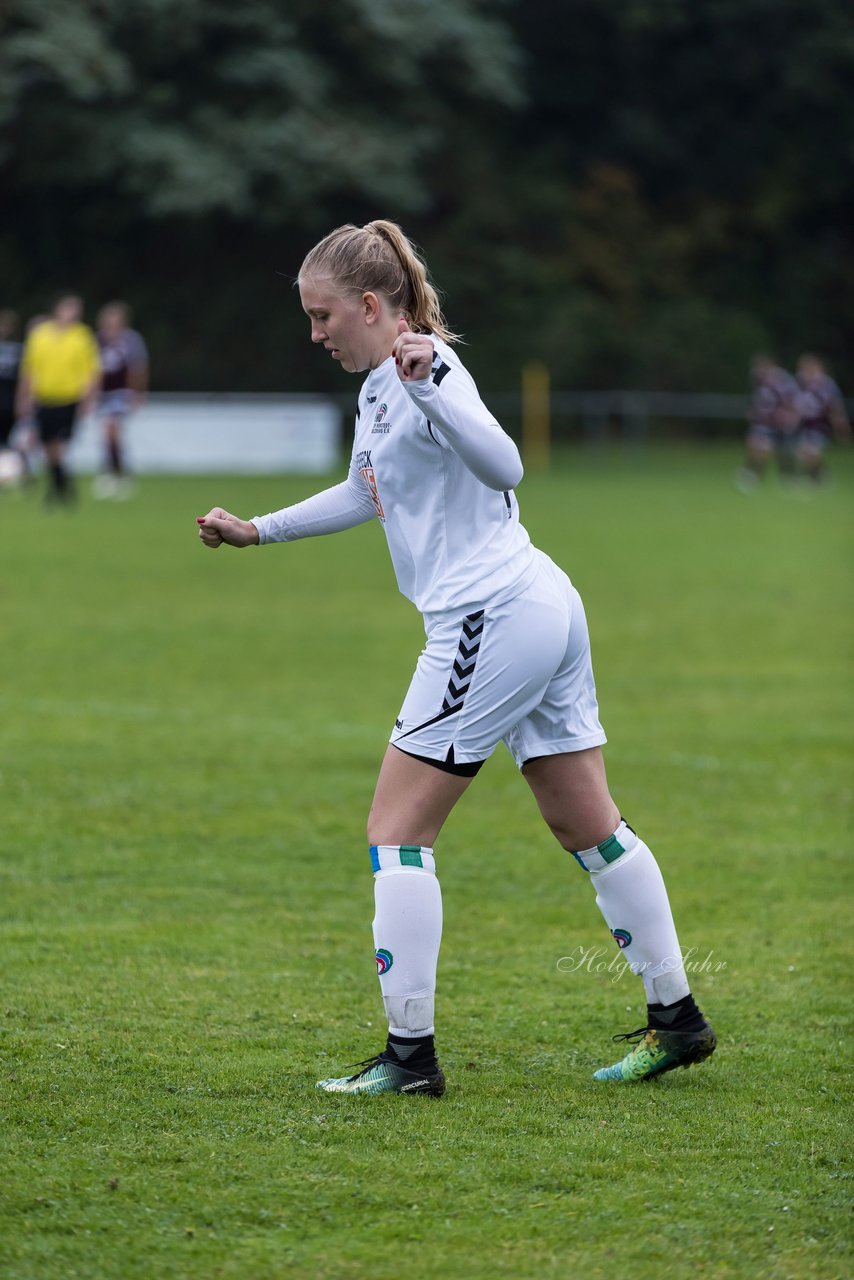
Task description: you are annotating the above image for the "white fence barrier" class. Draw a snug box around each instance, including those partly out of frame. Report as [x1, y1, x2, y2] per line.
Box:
[68, 393, 342, 474]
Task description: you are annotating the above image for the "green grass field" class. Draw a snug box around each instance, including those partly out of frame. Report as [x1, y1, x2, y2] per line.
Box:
[1, 447, 852, 1279]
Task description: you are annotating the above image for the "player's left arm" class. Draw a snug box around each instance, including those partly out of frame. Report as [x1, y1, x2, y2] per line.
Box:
[392, 319, 523, 491]
[14, 370, 33, 421]
[779, 377, 801, 434]
[80, 328, 102, 415]
[128, 332, 150, 404]
[829, 392, 851, 443]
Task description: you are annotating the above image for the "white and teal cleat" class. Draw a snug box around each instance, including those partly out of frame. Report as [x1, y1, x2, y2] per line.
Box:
[316, 1054, 446, 1097]
[594, 1022, 717, 1083]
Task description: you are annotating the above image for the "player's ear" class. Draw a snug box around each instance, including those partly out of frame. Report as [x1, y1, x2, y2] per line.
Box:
[362, 291, 382, 325]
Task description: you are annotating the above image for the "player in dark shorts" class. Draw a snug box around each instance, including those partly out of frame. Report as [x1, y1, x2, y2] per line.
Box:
[17, 295, 100, 505]
[737, 354, 800, 491]
[94, 302, 149, 499]
[0, 309, 22, 449]
[794, 354, 851, 484]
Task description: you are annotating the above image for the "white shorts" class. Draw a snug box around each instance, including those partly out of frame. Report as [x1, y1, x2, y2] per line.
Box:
[798, 428, 829, 453]
[389, 550, 607, 769]
[99, 389, 133, 419]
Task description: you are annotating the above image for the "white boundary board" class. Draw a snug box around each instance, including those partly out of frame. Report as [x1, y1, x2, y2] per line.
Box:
[68, 393, 343, 474]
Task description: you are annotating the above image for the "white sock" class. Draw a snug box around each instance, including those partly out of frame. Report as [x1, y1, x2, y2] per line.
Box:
[575, 822, 690, 1005]
[370, 844, 442, 1037]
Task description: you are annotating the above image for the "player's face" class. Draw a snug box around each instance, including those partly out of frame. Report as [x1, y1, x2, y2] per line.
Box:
[54, 297, 83, 326]
[99, 306, 125, 337]
[299, 277, 378, 374]
[797, 357, 823, 385]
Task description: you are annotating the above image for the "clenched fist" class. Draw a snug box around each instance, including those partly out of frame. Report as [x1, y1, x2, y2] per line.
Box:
[196, 507, 259, 548]
[392, 316, 434, 382]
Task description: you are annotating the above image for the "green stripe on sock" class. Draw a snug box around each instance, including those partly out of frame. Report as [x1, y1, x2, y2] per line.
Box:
[597, 833, 625, 864]
[398, 845, 423, 868]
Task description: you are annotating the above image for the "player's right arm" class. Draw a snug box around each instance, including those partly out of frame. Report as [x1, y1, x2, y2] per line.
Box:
[197, 467, 376, 550]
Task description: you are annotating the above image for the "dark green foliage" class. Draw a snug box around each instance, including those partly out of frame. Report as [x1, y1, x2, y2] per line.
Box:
[0, 1, 851, 389]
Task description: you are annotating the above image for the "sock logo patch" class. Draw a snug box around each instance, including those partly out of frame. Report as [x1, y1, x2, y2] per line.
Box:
[375, 948, 393, 975]
[612, 928, 632, 950]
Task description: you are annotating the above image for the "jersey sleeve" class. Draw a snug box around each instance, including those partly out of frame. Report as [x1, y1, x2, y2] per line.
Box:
[251, 465, 377, 544]
[84, 326, 101, 377]
[402, 354, 523, 491]
[127, 330, 149, 370]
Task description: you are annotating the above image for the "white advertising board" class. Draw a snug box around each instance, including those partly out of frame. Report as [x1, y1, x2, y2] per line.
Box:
[68, 394, 343, 474]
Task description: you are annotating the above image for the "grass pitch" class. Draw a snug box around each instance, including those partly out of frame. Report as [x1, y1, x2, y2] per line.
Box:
[1, 447, 852, 1279]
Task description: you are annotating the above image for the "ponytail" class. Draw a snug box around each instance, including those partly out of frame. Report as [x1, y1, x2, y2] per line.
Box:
[299, 220, 461, 344]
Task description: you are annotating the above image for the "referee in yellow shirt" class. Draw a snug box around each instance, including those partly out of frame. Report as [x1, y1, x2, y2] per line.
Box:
[17, 295, 101, 504]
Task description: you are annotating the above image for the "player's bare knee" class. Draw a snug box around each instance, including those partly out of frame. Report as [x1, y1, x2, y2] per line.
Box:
[367, 806, 410, 847]
[547, 819, 574, 851]
[547, 819, 606, 853]
[544, 803, 621, 855]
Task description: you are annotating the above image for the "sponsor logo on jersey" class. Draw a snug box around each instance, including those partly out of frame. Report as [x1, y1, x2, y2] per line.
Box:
[375, 948, 393, 975]
[394, 718, 404, 730]
[371, 402, 390, 434]
[356, 449, 385, 520]
[611, 928, 632, 950]
[360, 467, 385, 519]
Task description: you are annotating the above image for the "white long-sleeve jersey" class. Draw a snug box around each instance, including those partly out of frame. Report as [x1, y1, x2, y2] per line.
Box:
[252, 337, 537, 614]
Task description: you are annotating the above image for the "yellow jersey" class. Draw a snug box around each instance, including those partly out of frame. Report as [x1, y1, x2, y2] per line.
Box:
[22, 321, 100, 405]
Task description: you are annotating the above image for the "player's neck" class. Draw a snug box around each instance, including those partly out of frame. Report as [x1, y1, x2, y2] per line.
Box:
[367, 340, 396, 371]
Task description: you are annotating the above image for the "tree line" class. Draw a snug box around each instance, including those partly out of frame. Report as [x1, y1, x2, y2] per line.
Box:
[1, 0, 851, 393]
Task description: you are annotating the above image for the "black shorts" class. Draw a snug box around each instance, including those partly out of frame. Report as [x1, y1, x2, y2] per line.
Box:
[393, 743, 484, 777]
[36, 402, 79, 444]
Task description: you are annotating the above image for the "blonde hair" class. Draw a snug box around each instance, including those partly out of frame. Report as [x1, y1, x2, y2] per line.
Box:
[299, 220, 460, 344]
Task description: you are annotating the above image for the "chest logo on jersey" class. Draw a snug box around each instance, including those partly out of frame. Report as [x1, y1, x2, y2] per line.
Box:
[355, 449, 385, 521]
[371, 402, 391, 434]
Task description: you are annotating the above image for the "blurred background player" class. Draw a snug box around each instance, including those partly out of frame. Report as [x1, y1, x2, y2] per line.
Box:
[0, 307, 34, 491]
[0, 308, 26, 490]
[93, 300, 149, 499]
[794, 353, 851, 485]
[737, 354, 800, 491]
[16, 295, 100, 505]
[0, 309, 23, 451]
[13, 313, 50, 481]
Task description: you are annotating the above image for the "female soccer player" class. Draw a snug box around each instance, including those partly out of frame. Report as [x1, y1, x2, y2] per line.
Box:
[793, 353, 851, 484]
[93, 301, 149, 500]
[197, 221, 716, 1095]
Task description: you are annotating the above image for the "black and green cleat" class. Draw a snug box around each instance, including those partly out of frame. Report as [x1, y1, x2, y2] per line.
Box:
[593, 1021, 717, 1083]
[316, 1053, 446, 1097]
